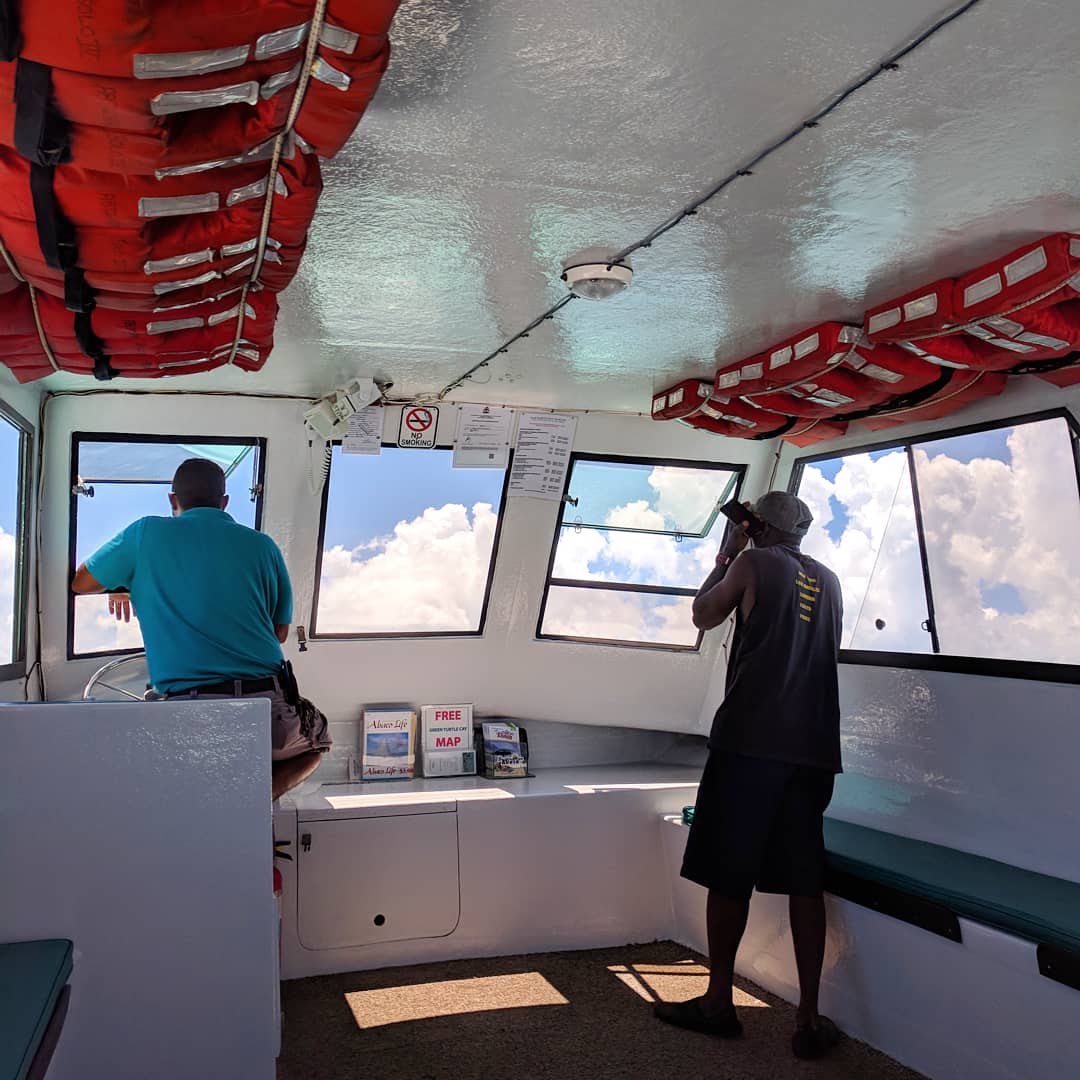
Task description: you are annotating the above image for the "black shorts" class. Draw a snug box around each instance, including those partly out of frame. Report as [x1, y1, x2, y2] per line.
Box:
[681, 751, 835, 900]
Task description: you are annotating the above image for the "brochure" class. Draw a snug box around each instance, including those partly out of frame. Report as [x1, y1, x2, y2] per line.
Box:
[361, 708, 416, 780]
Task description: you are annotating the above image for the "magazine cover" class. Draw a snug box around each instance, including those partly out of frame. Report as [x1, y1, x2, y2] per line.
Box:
[361, 708, 416, 780]
[478, 720, 529, 779]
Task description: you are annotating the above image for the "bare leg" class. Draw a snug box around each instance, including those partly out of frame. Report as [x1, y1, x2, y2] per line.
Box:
[790, 894, 826, 1027]
[272, 751, 323, 800]
[703, 890, 751, 1013]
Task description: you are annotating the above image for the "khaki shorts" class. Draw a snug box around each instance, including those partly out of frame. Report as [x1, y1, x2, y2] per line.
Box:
[167, 685, 332, 762]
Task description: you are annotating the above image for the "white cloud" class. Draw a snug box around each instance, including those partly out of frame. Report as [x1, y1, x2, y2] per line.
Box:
[318, 502, 499, 633]
[0, 527, 14, 662]
[799, 419, 1080, 663]
[74, 595, 145, 655]
[648, 466, 731, 530]
[542, 587, 697, 646]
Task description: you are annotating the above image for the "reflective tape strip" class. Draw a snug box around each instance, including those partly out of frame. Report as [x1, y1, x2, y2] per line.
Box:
[867, 308, 901, 334]
[154, 138, 277, 180]
[144, 249, 214, 275]
[150, 81, 259, 116]
[836, 325, 863, 344]
[699, 402, 722, 420]
[826, 351, 847, 366]
[1071, 238, 1080, 258]
[719, 412, 757, 428]
[716, 371, 740, 390]
[924, 354, 969, 369]
[982, 316, 1025, 337]
[1069, 272, 1080, 291]
[263, 249, 283, 264]
[740, 362, 763, 381]
[207, 302, 257, 326]
[696, 382, 711, 398]
[146, 316, 205, 334]
[1004, 245, 1047, 286]
[261, 62, 302, 99]
[804, 387, 854, 406]
[794, 332, 820, 359]
[268, 237, 282, 250]
[226, 178, 269, 206]
[294, 132, 315, 154]
[962, 273, 1001, 307]
[224, 256, 257, 276]
[160, 356, 212, 369]
[652, 396, 667, 414]
[668, 387, 685, 407]
[222, 238, 259, 257]
[134, 45, 249, 80]
[153, 287, 243, 313]
[857, 363, 904, 383]
[903, 293, 938, 321]
[139, 193, 219, 218]
[1016, 332, 1070, 350]
[310, 56, 351, 91]
[274, 173, 289, 196]
[255, 22, 310, 61]
[153, 270, 221, 296]
[770, 346, 792, 369]
[320, 22, 360, 54]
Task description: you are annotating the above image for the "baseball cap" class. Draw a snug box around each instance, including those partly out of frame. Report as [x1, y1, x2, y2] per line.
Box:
[752, 491, 814, 537]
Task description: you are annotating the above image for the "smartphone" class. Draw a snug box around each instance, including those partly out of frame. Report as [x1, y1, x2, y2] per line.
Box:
[719, 498, 764, 538]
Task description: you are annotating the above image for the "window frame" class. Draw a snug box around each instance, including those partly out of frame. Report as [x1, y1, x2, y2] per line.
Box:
[67, 431, 268, 662]
[788, 407, 1080, 685]
[0, 400, 34, 681]
[309, 441, 512, 640]
[536, 452, 747, 652]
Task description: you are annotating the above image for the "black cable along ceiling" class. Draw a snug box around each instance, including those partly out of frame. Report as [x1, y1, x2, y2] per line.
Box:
[435, 0, 987, 402]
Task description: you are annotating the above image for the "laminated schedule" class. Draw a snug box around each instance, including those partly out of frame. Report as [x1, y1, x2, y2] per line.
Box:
[508, 412, 577, 500]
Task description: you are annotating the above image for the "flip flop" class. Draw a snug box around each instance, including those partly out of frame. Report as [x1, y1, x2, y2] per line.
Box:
[792, 1015, 841, 1059]
[654, 997, 743, 1038]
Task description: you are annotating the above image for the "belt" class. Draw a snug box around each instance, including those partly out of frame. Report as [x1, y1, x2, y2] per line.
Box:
[166, 675, 279, 699]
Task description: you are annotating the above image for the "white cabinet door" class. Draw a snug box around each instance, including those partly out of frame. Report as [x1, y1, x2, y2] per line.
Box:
[297, 812, 460, 950]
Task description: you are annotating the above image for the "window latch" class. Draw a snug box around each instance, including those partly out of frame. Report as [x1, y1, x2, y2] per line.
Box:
[72, 481, 94, 498]
[563, 494, 579, 507]
[249, 483, 263, 501]
[296, 625, 308, 653]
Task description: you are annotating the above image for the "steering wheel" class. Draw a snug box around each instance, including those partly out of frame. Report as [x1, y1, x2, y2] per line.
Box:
[82, 653, 152, 702]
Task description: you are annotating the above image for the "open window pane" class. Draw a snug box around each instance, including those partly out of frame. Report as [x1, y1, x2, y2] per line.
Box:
[913, 417, 1080, 664]
[798, 448, 932, 652]
[314, 446, 507, 635]
[542, 586, 698, 647]
[565, 459, 739, 536]
[552, 527, 714, 590]
[71, 436, 262, 658]
[0, 413, 24, 667]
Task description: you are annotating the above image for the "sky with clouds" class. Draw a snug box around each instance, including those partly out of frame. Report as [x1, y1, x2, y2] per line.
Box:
[10, 420, 1077, 667]
[798, 417, 1080, 663]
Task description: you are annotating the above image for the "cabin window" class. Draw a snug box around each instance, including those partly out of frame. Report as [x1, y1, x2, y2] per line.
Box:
[538, 454, 744, 649]
[311, 445, 509, 637]
[0, 402, 32, 679]
[69, 435, 265, 659]
[792, 411, 1080, 675]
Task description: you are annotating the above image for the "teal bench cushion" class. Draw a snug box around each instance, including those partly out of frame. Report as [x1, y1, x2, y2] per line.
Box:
[824, 819, 1080, 954]
[0, 939, 73, 1080]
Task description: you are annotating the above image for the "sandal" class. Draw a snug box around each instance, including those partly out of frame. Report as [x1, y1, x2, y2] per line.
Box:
[654, 997, 743, 1038]
[792, 1015, 841, 1059]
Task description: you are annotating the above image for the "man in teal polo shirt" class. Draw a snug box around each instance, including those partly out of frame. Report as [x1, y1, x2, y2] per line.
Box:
[72, 457, 330, 798]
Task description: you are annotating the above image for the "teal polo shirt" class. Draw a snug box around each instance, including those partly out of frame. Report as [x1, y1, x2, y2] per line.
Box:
[85, 508, 292, 694]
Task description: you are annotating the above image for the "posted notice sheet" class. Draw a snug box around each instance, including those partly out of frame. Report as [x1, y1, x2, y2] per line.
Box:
[508, 412, 577, 500]
[453, 405, 513, 468]
[342, 405, 383, 454]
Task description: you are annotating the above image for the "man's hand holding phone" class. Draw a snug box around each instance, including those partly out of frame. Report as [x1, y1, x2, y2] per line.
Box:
[718, 499, 761, 562]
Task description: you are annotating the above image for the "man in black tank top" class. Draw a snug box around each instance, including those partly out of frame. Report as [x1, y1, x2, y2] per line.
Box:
[655, 491, 843, 1060]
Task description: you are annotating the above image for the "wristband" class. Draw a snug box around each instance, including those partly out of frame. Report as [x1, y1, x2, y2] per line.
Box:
[715, 552, 734, 567]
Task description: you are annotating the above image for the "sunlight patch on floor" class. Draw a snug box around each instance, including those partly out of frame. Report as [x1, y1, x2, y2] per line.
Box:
[607, 959, 770, 1008]
[345, 972, 568, 1029]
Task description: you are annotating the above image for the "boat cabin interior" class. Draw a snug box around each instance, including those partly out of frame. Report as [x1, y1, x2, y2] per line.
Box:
[1, 1, 1078, 1078]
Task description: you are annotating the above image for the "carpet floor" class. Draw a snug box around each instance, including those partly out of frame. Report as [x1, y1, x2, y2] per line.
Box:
[278, 941, 923, 1079]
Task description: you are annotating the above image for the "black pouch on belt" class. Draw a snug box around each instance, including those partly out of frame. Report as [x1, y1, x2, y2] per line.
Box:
[279, 660, 301, 708]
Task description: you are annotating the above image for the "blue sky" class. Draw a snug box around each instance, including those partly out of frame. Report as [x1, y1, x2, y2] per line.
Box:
[324, 447, 506, 553]
[0, 416, 18, 536]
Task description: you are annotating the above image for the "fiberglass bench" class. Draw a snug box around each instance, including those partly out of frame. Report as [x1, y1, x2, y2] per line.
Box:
[822, 819, 1080, 992]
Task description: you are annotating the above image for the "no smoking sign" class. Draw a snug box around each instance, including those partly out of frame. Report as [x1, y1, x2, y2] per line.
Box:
[397, 405, 439, 449]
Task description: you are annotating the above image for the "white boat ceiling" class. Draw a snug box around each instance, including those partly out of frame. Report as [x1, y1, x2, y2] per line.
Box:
[34, 0, 1080, 410]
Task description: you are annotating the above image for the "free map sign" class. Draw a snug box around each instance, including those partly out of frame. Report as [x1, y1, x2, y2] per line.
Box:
[398, 406, 439, 449]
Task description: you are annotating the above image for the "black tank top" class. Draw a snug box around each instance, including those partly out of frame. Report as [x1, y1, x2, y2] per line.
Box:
[710, 544, 843, 773]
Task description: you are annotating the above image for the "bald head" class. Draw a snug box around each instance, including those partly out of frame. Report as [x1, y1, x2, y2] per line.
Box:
[171, 458, 227, 512]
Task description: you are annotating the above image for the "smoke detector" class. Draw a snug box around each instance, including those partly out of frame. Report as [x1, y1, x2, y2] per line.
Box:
[561, 246, 633, 301]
